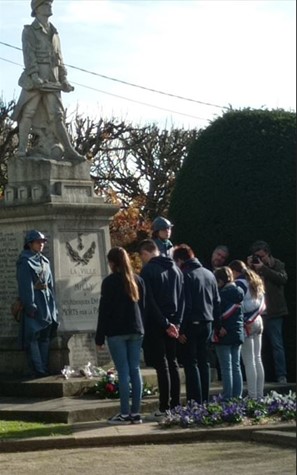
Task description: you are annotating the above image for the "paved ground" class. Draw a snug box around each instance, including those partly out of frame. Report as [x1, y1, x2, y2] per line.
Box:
[0, 440, 295, 475]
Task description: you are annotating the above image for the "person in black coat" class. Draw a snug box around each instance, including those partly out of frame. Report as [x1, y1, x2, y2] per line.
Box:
[173, 244, 221, 403]
[96, 247, 146, 425]
[139, 239, 184, 418]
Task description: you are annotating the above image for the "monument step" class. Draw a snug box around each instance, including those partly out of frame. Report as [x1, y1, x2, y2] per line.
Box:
[0, 382, 294, 424]
[0, 393, 166, 424]
[0, 368, 188, 398]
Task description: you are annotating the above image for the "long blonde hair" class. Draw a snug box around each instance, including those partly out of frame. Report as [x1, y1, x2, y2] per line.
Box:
[229, 260, 264, 299]
[107, 247, 139, 302]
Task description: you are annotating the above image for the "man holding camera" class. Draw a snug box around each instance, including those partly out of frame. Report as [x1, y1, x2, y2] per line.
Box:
[247, 241, 288, 384]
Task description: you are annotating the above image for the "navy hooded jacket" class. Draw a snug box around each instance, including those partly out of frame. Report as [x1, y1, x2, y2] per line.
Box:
[180, 258, 221, 332]
[140, 255, 184, 330]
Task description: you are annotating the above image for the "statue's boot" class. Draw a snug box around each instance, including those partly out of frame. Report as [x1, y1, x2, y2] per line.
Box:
[54, 121, 86, 163]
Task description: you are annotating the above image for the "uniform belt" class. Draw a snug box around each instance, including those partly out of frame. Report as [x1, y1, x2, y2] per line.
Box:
[34, 282, 48, 290]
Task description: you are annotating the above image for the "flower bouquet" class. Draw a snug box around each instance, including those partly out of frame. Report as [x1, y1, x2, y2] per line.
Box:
[87, 368, 156, 399]
[61, 362, 107, 379]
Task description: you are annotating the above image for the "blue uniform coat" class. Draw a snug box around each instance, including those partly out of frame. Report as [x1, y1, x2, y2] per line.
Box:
[16, 250, 58, 348]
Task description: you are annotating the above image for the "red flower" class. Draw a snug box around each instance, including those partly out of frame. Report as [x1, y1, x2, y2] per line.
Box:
[105, 383, 116, 393]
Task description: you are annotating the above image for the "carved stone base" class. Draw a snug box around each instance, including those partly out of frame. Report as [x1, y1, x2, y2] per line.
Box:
[0, 156, 118, 376]
[4, 155, 100, 206]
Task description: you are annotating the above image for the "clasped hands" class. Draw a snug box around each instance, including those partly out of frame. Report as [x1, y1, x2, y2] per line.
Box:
[166, 323, 179, 339]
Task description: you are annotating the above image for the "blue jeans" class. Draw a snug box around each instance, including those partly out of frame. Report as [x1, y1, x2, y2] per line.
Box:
[264, 317, 287, 379]
[107, 334, 143, 415]
[215, 344, 243, 400]
[27, 325, 52, 376]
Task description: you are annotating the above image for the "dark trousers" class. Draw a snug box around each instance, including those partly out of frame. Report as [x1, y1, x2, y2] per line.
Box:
[143, 330, 180, 412]
[180, 322, 212, 404]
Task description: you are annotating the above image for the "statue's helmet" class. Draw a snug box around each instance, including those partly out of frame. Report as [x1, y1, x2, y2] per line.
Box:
[31, 0, 53, 17]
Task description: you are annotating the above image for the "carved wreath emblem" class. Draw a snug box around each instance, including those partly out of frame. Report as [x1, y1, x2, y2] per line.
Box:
[66, 235, 96, 266]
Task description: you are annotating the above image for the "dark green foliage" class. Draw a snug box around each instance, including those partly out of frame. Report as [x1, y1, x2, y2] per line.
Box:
[169, 108, 296, 380]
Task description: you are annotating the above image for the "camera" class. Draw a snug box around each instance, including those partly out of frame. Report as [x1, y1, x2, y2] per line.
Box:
[251, 255, 261, 264]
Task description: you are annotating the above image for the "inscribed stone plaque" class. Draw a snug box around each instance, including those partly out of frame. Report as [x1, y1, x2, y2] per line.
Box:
[0, 231, 20, 336]
[56, 231, 106, 332]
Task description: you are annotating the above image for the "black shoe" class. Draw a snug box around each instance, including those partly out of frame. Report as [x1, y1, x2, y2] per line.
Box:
[34, 372, 49, 379]
[130, 414, 142, 424]
[107, 414, 131, 425]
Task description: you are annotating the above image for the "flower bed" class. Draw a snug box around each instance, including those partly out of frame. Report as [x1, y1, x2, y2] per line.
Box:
[160, 391, 296, 428]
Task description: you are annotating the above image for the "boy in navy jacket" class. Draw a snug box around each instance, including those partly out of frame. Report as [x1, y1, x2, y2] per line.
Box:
[139, 239, 184, 417]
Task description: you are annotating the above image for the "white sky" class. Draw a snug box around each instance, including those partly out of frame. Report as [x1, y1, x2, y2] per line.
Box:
[0, 0, 296, 130]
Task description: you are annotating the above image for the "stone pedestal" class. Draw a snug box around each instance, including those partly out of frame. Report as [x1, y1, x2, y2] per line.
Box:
[0, 156, 118, 376]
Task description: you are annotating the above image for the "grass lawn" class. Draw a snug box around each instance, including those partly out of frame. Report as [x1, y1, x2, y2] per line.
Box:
[0, 420, 72, 439]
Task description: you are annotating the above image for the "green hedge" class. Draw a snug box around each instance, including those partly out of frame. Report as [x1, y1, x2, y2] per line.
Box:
[169, 108, 296, 381]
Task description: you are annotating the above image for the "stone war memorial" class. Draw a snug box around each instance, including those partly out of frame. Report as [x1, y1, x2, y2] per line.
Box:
[0, 0, 118, 377]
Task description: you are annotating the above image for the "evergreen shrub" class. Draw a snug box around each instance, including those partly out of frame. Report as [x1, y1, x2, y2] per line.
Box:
[169, 108, 296, 381]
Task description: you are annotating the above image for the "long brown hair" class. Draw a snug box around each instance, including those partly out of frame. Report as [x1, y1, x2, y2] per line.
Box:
[213, 266, 234, 286]
[107, 247, 139, 302]
[229, 260, 264, 299]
